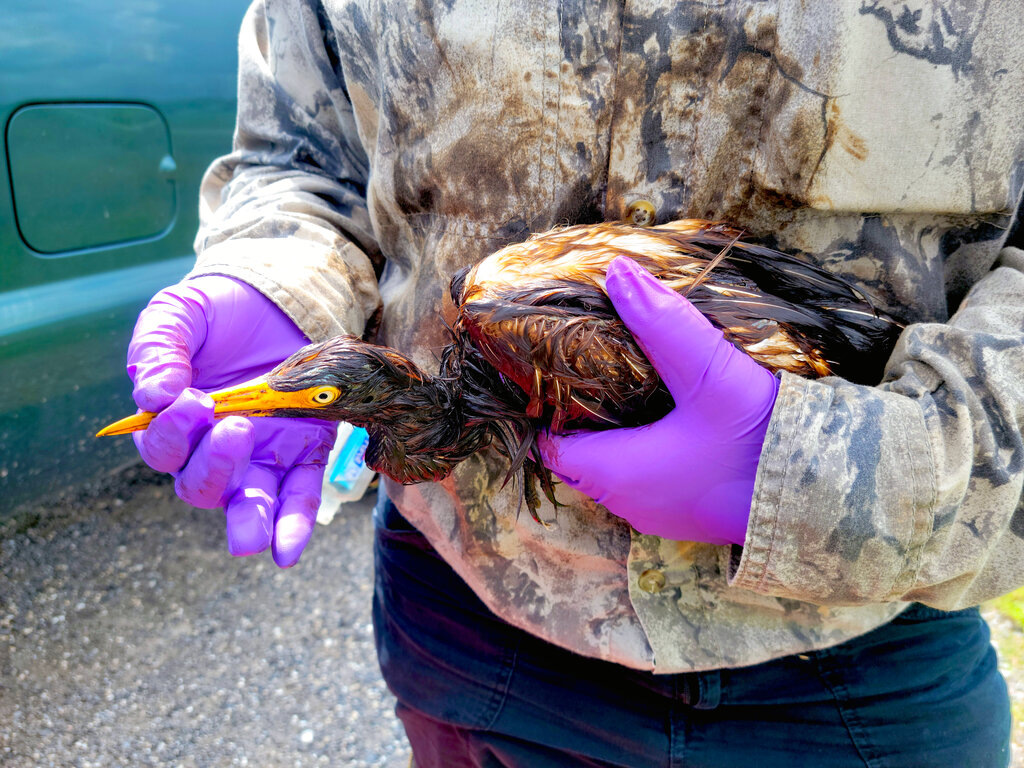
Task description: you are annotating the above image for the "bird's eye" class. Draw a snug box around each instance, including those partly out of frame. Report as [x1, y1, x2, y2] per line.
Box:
[310, 387, 340, 405]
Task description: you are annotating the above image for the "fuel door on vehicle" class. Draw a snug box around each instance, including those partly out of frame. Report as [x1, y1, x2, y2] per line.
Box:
[6, 102, 177, 254]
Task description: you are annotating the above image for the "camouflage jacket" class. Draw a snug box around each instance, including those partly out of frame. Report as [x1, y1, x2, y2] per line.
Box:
[191, 0, 1024, 672]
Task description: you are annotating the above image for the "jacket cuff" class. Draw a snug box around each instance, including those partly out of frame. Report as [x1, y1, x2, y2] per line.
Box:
[728, 372, 936, 604]
[186, 237, 380, 342]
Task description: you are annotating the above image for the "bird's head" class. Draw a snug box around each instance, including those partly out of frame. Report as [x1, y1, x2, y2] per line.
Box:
[96, 335, 438, 436]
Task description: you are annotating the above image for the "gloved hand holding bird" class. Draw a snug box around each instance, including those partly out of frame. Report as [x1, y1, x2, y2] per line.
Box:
[98, 216, 902, 552]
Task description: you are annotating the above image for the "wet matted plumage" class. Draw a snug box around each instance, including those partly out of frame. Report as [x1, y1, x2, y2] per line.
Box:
[99, 219, 904, 521]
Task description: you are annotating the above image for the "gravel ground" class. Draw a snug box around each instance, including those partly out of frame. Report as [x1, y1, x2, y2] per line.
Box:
[0, 466, 409, 768]
[2, 465, 1021, 767]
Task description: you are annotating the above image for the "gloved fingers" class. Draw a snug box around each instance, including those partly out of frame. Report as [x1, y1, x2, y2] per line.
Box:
[604, 256, 727, 398]
[535, 430, 581, 483]
[538, 427, 679, 534]
[133, 388, 216, 473]
[536, 428, 635, 500]
[127, 286, 209, 412]
[223, 464, 281, 557]
[172, 416, 255, 509]
[217, 420, 336, 561]
[271, 462, 328, 568]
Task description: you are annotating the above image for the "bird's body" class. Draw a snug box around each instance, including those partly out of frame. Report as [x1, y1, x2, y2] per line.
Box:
[451, 219, 899, 435]
[99, 218, 904, 517]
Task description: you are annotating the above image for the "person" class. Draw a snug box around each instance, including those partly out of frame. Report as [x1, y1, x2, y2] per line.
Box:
[125, 1, 1024, 765]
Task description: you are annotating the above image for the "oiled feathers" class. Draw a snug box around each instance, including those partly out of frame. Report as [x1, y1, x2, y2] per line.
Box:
[450, 219, 901, 435]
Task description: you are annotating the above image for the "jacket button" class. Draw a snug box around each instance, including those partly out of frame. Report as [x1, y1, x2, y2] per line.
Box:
[627, 200, 656, 227]
[638, 568, 667, 594]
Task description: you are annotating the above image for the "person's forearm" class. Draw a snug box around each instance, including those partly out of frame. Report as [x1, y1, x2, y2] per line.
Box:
[190, 0, 382, 342]
[732, 248, 1024, 609]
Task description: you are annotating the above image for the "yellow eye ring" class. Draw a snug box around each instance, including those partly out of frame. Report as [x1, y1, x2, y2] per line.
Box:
[310, 387, 340, 405]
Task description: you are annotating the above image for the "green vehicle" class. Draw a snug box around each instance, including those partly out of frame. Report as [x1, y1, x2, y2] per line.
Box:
[1, 2, 251, 515]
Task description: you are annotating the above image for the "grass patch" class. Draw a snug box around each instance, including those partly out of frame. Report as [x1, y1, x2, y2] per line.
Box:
[985, 588, 1024, 764]
[992, 587, 1024, 630]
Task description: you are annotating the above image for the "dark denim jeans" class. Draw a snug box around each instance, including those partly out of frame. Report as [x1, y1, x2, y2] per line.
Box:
[372, 494, 1011, 768]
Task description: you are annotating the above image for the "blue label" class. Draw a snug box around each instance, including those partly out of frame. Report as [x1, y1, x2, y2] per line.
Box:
[329, 426, 370, 490]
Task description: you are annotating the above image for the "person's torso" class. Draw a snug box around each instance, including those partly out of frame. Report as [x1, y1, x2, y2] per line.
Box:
[323, 0, 1024, 671]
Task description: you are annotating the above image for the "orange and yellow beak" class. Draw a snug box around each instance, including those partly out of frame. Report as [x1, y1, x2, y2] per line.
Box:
[95, 377, 321, 437]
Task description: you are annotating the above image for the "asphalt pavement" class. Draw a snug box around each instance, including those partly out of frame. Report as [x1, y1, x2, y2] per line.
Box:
[0, 465, 410, 768]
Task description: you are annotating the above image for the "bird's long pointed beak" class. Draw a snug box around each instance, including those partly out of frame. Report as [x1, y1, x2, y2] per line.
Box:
[95, 377, 308, 436]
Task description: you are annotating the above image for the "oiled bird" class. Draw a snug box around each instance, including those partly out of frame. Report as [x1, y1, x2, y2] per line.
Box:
[98, 218, 903, 518]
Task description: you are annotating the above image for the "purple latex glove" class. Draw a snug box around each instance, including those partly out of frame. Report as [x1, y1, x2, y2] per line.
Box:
[537, 256, 779, 546]
[127, 275, 337, 567]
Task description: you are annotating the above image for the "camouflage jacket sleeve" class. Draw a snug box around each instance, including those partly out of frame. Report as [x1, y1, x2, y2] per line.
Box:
[733, 245, 1024, 609]
[188, 0, 382, 341]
